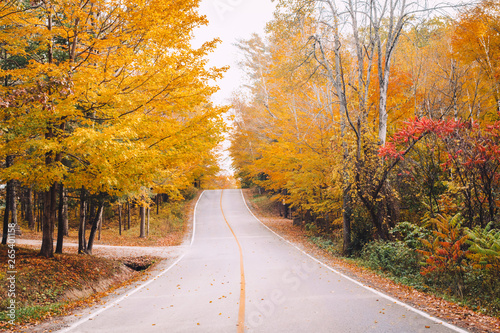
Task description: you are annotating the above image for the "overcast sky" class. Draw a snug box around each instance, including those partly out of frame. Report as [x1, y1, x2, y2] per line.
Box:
[193, 0, 277, 106]
[192, 0, 277, 173]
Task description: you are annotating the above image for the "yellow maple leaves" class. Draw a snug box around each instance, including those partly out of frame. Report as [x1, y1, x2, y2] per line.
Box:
[0, 0, 226, 196]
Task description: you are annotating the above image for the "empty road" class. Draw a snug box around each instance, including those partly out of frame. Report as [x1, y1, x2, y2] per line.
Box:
[57, 189, 467, 333]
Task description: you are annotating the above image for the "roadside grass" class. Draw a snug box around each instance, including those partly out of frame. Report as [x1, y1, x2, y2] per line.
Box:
[0, 246, 154, 330]
[308, 235, 342, 255]
[250, 192, 280, 215]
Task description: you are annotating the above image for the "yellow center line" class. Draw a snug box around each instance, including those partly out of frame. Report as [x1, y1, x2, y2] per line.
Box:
[220, 190, 246, 333]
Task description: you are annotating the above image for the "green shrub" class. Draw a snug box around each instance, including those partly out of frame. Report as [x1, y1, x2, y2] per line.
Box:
[362, 240, 421, 277]
[309, 236, 341, 255]
[305, 223, 319, 236]
[391, 221, 430, 249]
[466, 222, 500, 269]
[464, 223, 500, 315]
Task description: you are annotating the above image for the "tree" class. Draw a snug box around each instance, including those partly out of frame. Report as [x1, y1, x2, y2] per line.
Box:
[381, 115, 500, 228]
[452, 0, 500, 114]
[0, 0, 226, 257]
[230, 0, 485, 249]
[231, 14, 346, 243]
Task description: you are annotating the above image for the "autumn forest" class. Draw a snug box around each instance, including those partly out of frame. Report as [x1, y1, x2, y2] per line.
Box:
[1, 0, 500, 328]
[230, 0, 500, 316]
[0, 0, 226, 257]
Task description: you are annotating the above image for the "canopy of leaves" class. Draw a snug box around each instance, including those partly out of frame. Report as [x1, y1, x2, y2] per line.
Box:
[0, 0, 227, 199]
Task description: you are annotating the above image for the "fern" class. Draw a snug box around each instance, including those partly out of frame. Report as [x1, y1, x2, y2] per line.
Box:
[466, 222, 500, 269]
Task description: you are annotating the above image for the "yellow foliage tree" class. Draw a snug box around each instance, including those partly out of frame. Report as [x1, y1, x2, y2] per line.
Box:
[0, 0, 226, 257]
[452, 0, 500, 114]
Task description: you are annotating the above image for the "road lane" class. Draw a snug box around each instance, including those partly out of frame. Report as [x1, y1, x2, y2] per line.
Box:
[59, 190, 241, 333]
[221, 189, 466, 333]
[56, 189, 467, 333]
[220, 190, 246, 332]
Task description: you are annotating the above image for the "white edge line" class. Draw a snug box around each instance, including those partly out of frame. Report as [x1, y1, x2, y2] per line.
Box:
[191, 190, 205, 246]
[239, 189, 469, 333]
[58, 190, 206, 333]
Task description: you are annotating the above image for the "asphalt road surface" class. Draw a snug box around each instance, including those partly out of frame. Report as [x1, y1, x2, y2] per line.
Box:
[57, 189, 468, 333]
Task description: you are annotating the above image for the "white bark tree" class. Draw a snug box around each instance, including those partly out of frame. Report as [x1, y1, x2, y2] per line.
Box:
[294, 0, 422, 239]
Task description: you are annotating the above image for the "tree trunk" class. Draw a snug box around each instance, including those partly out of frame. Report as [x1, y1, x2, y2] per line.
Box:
[27, 185, 35, 230]
[20, 187, 26, 221]
[1, 158, 12, 245]
[62, 187, 68, 236]
[87, 202, 104, 255]
[78, 188, 87, 254]
[484, 177, 496, 224]
[127, 200, 131, 230]
[147, 207, 150, 237]
[140, 205, 146, 238]
[356, 183, 389, 240]
[314, 17, 355, 253]
[2, 185, 11, 245]
[39, 183, 57, 258]
[56, 183, 65, 254]
[39, 192, 44, 233]
[156, 195, 160, 215]
[36, 191, 41, 233]
[118, 204, 122, 236]
[98, 208, 102, 241]
[39, 0, 56, 259]
[87, 199, 93, 228]
[342, 186, 352, 255]
[10, 180, 20, 236]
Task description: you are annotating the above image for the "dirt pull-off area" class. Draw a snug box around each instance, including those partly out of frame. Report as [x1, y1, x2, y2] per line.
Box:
[0, 246, 161, 332]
